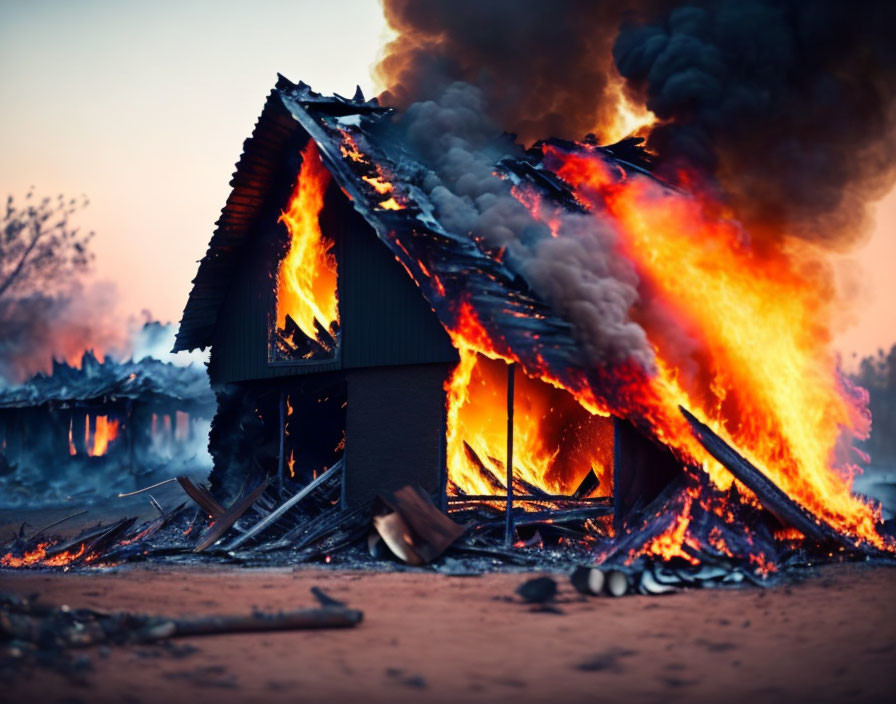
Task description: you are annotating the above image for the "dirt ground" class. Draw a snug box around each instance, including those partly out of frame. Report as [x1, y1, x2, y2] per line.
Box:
[1, 563, 894, 704]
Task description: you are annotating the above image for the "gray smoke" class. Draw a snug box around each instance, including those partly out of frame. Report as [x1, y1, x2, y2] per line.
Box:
[401, 83, 653, 369]
[0, 282, 129, 384]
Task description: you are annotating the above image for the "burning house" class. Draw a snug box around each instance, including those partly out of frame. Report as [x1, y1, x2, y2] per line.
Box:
[174, 78, 670, 517]
[173, 77, 891, 568]
[0, 350, 214, 504]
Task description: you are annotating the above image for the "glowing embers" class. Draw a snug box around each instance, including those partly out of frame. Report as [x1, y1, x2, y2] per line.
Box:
[272, 140, 340, 361]
[446, 349, 613, 501]
[68, 414, 120, 457]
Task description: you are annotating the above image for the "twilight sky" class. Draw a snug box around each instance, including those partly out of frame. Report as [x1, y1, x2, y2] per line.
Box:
[1, 0, 893, 363]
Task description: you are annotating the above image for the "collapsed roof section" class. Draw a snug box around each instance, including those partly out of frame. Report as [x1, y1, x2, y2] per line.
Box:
[174, 76, 658, 404]
[0, 351, 214, 412]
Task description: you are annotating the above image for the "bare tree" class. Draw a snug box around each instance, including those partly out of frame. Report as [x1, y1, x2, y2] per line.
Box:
[0, 191, 94, 300]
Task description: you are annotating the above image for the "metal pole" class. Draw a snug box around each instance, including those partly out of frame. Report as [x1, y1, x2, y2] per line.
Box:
[277, 390, 286, 495]
[504, 362, 516, 547]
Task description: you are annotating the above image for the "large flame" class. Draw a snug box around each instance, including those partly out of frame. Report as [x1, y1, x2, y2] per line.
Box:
[276, 140, 338, 345]
[537, 145, 882, 548]
[446, 347, 614, 498]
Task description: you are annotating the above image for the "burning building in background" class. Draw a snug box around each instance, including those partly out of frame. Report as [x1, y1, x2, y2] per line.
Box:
[0, 338, 214, 506]
[173, 74, 892, 570]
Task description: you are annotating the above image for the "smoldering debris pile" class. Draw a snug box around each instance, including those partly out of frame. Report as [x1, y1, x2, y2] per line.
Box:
[3, 448, 894, 594]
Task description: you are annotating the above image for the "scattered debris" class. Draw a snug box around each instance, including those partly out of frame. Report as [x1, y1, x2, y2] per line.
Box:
[681, 406, 863, 551]
[193, 478, 271, 553]
[516, 576, 558, 603]
[373, 485, 465, 565]
[0, 588, 362, 679]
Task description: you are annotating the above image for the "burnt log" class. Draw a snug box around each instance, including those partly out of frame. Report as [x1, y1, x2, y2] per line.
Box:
[152, 607, 363, 639]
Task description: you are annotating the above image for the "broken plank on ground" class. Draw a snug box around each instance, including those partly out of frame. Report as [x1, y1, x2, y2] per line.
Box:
[193, 478, 271, 553]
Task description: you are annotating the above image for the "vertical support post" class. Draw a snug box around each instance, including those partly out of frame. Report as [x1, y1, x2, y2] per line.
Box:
[504, 362, 516, 547]
[277, 390, 286, 495]
[438, 390, 448, 513]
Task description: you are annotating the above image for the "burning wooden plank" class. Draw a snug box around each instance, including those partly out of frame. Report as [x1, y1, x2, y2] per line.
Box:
[679, 406, 862, 551]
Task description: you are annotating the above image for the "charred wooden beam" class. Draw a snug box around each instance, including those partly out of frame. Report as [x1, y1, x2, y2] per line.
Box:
[680, 406, 861, 551]
[505, 362, 516, 547]
[572, 468, 601, 499]
[224, 459, 344, 552]
[176, 476, 225, 519]
[193, 478, 271, 552]
[448, 494, 611, 503]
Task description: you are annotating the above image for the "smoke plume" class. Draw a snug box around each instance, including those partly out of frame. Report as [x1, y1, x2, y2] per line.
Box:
[375, 0, 664, 145]
[613, 0, 896, 247]
[0, 282, 129, 384]
[377, 0, 896, 248]
[399, 83, 653, 369]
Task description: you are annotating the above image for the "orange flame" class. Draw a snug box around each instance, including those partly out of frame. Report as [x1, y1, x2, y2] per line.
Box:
[445, 307, 613, 500]
[600, 77, 657, 144]
[276, 140, 338, 345]
[540, 146, 883, 548]
[42, 544, 86, 567]
[1, 540, 91, 568]
[1, 542, 51, 567]
[88, 415, 119, 457]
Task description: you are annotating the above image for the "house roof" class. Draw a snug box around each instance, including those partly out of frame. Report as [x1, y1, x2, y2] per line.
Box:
[0, 351, 214, 410]
[174, 76, 657, 401]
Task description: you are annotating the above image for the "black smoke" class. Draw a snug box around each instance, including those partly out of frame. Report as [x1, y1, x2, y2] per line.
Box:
[377, 0, 896, 248]
[613, 0, 896, 248]
[375, 0, 668, 145]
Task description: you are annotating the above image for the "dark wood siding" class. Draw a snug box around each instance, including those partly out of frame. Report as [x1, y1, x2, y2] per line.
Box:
[209, 184, 457, 385]
[343, 363, 450, 506]
[339, 201, 458, 370]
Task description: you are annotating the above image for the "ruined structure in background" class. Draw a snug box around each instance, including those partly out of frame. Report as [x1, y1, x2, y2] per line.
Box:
[0, 350, 214, 504]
